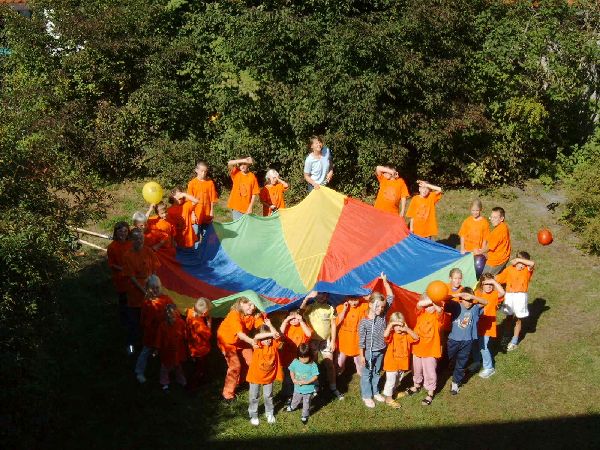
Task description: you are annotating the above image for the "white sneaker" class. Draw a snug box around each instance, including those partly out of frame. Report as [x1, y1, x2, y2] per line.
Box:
[507, 343, 518, 351]
[450, 382, 460, 395]
[363, 398, 376, 408]
[136, 373, 146, 384]
[373, 394, 386, 402]
[266, 413, 276, 424]
[250, 417, 259, 426]
[478, 368, 496, 379]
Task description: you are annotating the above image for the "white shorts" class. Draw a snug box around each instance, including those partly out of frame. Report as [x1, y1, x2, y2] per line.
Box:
[501, 292, 529, 318]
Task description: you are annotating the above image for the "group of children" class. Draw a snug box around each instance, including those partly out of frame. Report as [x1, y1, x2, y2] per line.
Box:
[105, 140, 537, 425]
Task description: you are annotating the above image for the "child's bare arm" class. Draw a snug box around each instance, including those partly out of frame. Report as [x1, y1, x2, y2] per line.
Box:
[145, 204, 155, 218]
[300, 291, 318, 311]
[404, 326, 419, 340]
[299, 317, 312, 338]
[512, 257, 535, 269]
[380, 272, 393, 299]
[278, 177, 289, 189]
[400, 197, 407, 217]
[280, 316, 290, 334]
[383, 322, 394, 338]
[236, 331, 258, 348]
[253, 331, 276, 340]
[263, 317, 280, 338]
[460, 236, 466, 254]
[375, 166, 394, 177]
[417, 180, 442, 192]
[182, 192, 199, 205]
[228, 157, 253, 166]
[304, 172, 320, 190]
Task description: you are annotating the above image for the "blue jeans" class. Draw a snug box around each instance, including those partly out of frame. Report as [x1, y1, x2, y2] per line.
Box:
[231, 209, 243, 221]
[447, 339, 473, 385]
[360, 349, 384, 399]
[472, 335, 494, 370]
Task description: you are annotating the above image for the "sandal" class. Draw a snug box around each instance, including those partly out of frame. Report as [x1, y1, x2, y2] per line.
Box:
[421, 395, 434, 406]
[405, 387, 421, 396]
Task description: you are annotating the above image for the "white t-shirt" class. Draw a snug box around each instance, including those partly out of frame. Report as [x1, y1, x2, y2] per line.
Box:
[304, 147, 331, 186]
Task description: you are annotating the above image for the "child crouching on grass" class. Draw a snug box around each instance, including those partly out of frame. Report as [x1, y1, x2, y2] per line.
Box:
[382, 312, 419, 408]
[287, 343, 319, 425]
[246, 323, 282, 426]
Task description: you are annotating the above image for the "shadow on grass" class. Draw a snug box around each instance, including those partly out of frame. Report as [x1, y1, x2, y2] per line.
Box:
[496, 297, 549, 355]
[208, 414, 600, 449]
[437, 233, 460, 249]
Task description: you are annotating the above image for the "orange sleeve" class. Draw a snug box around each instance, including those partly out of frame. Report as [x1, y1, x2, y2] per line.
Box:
[458, 218, 469, 238]
[433, 191, 442, 204]
[405, 196, 418, 218]
[495, 267, 508, 285]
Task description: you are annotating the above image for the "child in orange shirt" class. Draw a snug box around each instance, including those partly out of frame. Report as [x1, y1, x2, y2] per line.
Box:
[227, 157, 260, 220]
[336, 296, 369, 376]
[459, 199, 490, 255]
[187, 161, 219, 234]
[167, 188, 199, 248]
[145, 202, 176, 255]
[107, 221, 131, 328]
[382, 312, 419, 408]
[259, 169, 289, 216]
[279, 310, 312, 405]
[483, 207, 512, 275]
[405, 180, 443, 239]
[135, 275, 174, 383]
[373, 165, 409, 216]
[122, 228, 160, 355]
[496, 251, 535, 351]
[247, 324, 282, 426]
[156, 303, 188, 391]
[186, 298, 212, 390]
[407, 294, 443, 406]
[471, 273, 505, 378]
[441, 268, 464, 333]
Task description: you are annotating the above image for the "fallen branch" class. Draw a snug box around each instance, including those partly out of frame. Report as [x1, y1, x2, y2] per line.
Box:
[78, 239, 107, 252]
[71, 227, 111, 240]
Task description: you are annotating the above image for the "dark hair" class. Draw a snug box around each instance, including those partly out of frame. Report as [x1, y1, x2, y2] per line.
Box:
[462, 287, 474, 295]
[491, 207, 505, 218]
[517, 251, 531, 260]
[308, 135, 323, 148]
[168, 187, 184, 205]
[112, 221, 130, 241]
[258, 324, 270, 334]
[297, 343, 312, 360]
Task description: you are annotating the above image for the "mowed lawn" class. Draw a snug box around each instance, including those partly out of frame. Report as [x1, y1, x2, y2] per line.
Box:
[47, 181, 600, 449]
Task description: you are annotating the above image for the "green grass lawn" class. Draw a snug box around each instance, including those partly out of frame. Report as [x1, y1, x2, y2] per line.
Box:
[48, 181, 600, 449]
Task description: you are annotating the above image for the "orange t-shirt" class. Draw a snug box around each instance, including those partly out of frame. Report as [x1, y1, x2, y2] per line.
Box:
[487, 222, 511, 266]
[280, 323, 311, 368]
[383, 332, 417, 371]
[140, 295, 174, 347]
[406, 191, 443, 238]
[227, 168, 260, 213]
[167, 201, 197, 248]
[145, 216, 175, 254]
[336, 302, 369, 357]
[187, 178, 218, 225]
[246, 339, 282, 384]
[411, 309, 442, 358]
[106, 240, 132, 293]
[373, 175, 409, 215]
[217, 310, 264, 352]
[496, 265, 533, 293]
[156, 315, 188, 367]
[185, 309, 212, 358]
[459, 216, 490, 252]
[259, 183, 287, 216]
[475, 289, 504, 338]
[122, 247, 161, 308]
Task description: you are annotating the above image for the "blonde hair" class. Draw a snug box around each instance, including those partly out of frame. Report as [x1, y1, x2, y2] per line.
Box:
[389, 312, 405, 325]
[231, 296, 252, 312]
[194, 297, 211, 315]
[449, 267, 463, 278]
[369, 292, 385, 307]
[145, 274, 162, 298]
[132, 211, 147, 224]
[265, 169, 279, 182]
[470, 199, 482, 210]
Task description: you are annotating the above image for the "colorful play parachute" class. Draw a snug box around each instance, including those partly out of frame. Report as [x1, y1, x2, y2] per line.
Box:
[156, 187, 476, 317]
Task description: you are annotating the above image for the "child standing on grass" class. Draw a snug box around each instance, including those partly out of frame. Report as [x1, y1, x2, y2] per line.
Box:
[405, 180, 443, 239]
[458, 199, 490, 255]
[259, 169, 289, 216]
[382, 312, 419, 408]
[496, 251, 535, 351]
[187, 161, 219, 234]
[246, 324, 282, 426]
[167, 188, 199, 248]
[135, 275, 173, 384]
[471, 274, 505, 378]
[156, 303, 188, 392]
[287, 343, 319, 425]
[106, 221, 131, 329]
[483, 207, 512, 275]
[358, 273, 394, 408]
[227, 157, 260, 220]
[407, 294, 443, 406]
[444, 288, 488, 395]
[185, 298, 212, 391]
[279, 310, 312, 405]
[373, 165, 409, 216]
[336, 296, 369, 377]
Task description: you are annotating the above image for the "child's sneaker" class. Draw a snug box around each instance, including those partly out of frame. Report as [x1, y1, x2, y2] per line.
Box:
[301, 416, 309, 425]
[507, 342, 518, 351]
[266, 413, 276, 424]
[135, 373, 146, 384]
[373, 394, 386, 402]
[285, 405, 293, 412]
[363, 398, 376, 408]
[331, 389, 344, 400]
[450, 382, 460, 395]
[250, 417, 259, 426]
[478, 368, 496, 379]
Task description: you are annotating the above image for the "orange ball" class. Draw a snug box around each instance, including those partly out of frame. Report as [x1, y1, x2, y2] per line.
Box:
[537, 228, 553, 246]
[426, 280, 449, 306]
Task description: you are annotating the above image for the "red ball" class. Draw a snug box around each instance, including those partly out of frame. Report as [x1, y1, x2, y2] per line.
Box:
[425, 280, 449, 306]
[537, 228, 553, 246]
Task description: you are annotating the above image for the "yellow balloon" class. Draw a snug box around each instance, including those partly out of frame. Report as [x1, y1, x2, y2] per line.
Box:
[142, 181, 163, 204]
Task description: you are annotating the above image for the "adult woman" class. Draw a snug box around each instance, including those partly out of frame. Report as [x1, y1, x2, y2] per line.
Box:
[303, 135, 333, 191]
